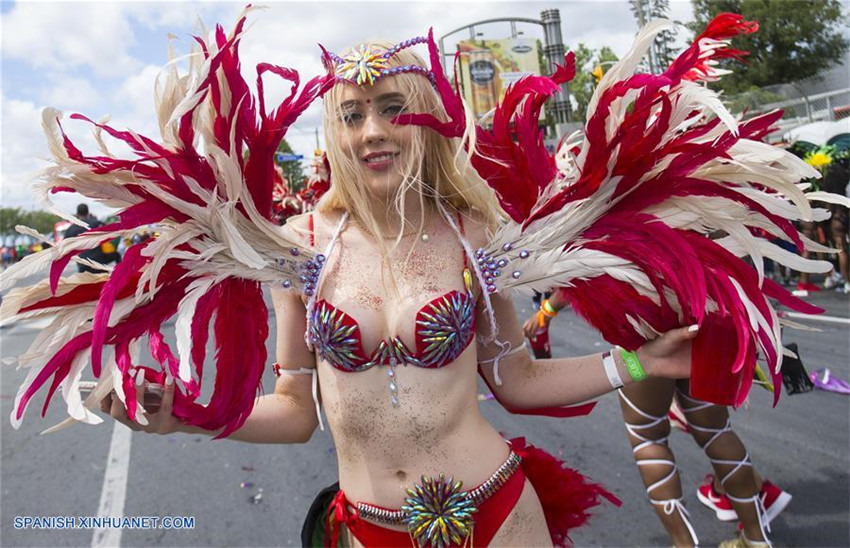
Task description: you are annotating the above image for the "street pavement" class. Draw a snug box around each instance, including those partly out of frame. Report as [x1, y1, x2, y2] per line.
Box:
[1, 281, 847, 547]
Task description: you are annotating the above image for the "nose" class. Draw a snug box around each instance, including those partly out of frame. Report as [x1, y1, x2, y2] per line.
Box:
[362, 110, 388, 143]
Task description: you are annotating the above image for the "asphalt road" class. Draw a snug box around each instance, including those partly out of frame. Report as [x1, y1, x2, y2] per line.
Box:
[1, 282, 847, 547]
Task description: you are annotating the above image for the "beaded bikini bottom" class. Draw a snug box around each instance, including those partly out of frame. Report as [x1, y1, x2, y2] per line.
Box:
[353, 451, 522, 547]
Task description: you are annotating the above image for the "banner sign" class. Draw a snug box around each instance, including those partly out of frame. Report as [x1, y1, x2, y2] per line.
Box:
[457, 38, 542, 120]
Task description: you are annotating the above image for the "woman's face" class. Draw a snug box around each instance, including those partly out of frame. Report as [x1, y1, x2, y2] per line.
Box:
[335, 77, 415, 199]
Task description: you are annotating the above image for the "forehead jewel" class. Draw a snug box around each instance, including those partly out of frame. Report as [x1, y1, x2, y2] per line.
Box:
[323, 37, 437, 87]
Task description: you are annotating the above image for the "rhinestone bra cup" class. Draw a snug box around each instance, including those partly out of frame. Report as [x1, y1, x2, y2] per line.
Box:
[310, 289, 476, 372]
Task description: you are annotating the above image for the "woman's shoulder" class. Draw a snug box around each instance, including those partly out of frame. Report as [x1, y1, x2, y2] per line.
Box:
[458, 208, 492, 249]
[278, 213, 309, 245]
[281, 209, 345, 245]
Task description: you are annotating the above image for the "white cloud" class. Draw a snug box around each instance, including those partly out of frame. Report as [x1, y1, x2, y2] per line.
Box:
[1, 94, 50, 209]
[2, 2, 141, 78]
[122, 1, 233, 30]
[115, 64, 163, 137]
[40, 77, 103, 111]
[0, 92, 115, 219]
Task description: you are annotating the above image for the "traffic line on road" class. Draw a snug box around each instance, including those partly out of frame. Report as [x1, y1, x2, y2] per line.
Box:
[784, 312, 850, 326]
[91, 422, 132, 548]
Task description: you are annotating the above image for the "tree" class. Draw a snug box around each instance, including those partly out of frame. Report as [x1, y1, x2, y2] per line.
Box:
[22, 210, 63, 235]
[689, 0, 849, 93]
[568, 44, 620, 121]
[1, 207, 62, 237]
[0, 207, 24, 236]
[647, 0, 677, 68]
[630, 0, 679, 72]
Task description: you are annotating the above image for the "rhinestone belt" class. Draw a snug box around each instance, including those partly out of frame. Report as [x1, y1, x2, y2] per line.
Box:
[356, 450, 522, 527]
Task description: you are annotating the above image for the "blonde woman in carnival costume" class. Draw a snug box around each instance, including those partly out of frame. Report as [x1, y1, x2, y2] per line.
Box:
[1, 7, 844, 547]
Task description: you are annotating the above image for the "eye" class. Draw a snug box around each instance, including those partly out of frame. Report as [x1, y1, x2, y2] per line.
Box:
[381, 104, 406, 117]
[341, 111, 362, 125]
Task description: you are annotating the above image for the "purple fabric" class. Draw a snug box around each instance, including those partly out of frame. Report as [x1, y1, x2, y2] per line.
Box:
[811, 368, 850, 395]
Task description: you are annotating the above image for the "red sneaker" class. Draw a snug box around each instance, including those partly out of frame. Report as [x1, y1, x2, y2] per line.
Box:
[760, 480, 791, 524]
[796, 281, 822, 292]
[697, 475, 738, 521]
[668, 400, 690, 433]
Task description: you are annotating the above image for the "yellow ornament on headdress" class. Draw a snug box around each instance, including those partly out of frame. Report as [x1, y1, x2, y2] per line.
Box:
[337, 45, 390, 86]
[323, 36, 435, 87]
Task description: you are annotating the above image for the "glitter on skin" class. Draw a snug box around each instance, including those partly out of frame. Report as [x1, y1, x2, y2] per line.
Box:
[301, 210, 544, 538]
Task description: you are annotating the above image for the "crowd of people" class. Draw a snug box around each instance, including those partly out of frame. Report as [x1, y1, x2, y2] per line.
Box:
[0, 240, 40, 268]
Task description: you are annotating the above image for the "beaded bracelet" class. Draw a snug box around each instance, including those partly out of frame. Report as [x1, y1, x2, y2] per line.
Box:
[535, 309, 550, 328]
[619, 348, 648, 382]
[540, 299, 558, 318]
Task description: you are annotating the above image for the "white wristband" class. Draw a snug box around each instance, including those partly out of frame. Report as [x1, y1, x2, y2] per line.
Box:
[602, 350, 624, 389]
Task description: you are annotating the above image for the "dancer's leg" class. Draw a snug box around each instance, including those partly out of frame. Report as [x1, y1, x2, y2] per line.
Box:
[618, 378, 698, 547]
[831, 212, 849, 291]
[676, 381, 769, 545]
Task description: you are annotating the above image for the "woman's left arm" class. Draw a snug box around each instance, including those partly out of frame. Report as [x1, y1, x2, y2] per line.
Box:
[476, 292, 698, 410]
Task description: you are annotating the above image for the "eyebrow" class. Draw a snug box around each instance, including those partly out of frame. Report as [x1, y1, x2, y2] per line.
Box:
[340, 92, 407, 109]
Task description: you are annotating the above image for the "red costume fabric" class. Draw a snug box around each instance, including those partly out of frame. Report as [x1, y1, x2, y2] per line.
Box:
[324, 438, 619, 547]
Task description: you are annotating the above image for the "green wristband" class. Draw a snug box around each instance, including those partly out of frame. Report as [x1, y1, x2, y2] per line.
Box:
[620, 348, 647, 382]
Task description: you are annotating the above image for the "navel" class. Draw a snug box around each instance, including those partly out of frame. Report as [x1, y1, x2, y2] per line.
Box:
[396, 470, 407, 482]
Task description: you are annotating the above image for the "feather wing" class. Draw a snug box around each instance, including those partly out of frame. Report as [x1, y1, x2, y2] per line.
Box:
[2, 7, 330, 434]
[470, 13, 837, 406]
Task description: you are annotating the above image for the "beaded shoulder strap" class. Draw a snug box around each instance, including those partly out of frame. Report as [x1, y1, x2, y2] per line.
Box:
[303, 212, 349, 350]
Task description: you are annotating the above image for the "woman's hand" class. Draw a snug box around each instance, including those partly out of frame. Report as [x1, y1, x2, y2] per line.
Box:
[522, 311, 550, 339]
[637, 325, 699, 380]
[100, 376, 183, 435]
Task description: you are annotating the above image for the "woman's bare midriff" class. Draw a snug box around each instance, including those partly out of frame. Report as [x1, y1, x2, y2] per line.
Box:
[322, 347, 553, 547]
[306, 210, 551, 544]
[320, 344, 511, 505]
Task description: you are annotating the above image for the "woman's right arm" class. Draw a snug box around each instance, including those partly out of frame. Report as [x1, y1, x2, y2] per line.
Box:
[218, 285, 320, 443]
[104, 285, 320, 443]
[104, 215, 322, 443]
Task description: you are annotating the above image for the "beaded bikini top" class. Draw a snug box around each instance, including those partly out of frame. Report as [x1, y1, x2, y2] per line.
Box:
[307, 212, 477, 382]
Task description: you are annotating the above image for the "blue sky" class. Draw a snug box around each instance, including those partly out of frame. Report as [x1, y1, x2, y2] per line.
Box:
[1, 0, 696, 218]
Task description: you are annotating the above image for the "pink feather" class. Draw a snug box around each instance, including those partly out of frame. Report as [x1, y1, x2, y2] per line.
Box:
[90, 241, 151, 376]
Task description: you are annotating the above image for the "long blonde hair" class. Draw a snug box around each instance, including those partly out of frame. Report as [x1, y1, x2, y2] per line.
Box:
[317, 41, 501, 271]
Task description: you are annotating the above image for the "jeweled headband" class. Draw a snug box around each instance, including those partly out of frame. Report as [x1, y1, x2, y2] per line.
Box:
[322, 37, 437, 87]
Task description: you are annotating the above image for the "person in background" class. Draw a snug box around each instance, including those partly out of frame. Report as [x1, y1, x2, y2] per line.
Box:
[822, 161, 850, 293]
[524, 290, 791, 548]
[525, 291, 553, 358]
[63, 203, 113, 273]
[1, 245, 13, 268]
